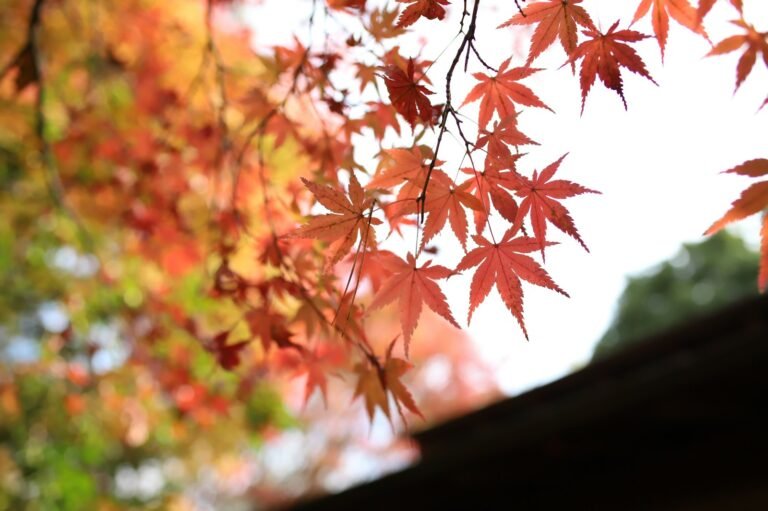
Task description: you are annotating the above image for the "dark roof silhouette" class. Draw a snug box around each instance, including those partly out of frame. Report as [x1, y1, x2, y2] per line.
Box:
[291, 295, 768, 510]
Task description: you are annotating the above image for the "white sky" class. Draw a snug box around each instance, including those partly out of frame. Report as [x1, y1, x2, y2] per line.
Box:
[244, 1, 768, 396]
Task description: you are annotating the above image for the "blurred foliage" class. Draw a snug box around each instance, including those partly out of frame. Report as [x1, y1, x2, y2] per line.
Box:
[0, 0, 504, 507]
[593, 231, 760, 360]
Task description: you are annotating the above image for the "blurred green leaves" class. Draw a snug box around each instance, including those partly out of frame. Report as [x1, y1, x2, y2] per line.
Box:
[593, 231, 759, 360]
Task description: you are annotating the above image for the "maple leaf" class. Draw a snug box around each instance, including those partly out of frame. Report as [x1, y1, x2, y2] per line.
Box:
[369, 252, 459, 355]
[460, 155, 525, 233]
[208, 331, 249, 371]
[632, 0, 707, 57]
[419, 170, 484, 250]
[396, 0, 450, 28]
[513, 154, 598, 259]
[384, 58, 435, 127]
[353, 360, 389, 420]
[367, 146, 427, 190]
[707, 20, 768, 91]
[569, 21, 657, 112]
[476, 115, 538, 165]
[292, 173, 381, 266]
[498, 0, 596, 65]
[456, 229, 568, 336]
[462, 58, 552, 128]
[368, 147, 445, 234]
[245, 308, 297, 351]
[302, 360, 328, 406]
[698, 0, 742, 21]
[363, 101, 401, 139]
[354, 340, 423, 421]
[705, 158, 768, 291]
[367, 7, 407, 40]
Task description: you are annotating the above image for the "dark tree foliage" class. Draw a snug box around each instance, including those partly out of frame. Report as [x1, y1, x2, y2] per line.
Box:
[593, 231, 759, 360]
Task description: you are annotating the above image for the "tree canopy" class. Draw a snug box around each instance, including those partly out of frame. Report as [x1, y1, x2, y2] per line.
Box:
[593, 230, 759, 360]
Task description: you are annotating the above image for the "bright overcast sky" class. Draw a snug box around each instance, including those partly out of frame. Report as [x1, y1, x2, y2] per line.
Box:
[245, 1, 768, 395]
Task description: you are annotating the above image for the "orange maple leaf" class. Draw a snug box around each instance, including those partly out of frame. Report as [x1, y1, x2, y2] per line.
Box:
[384, 58, 435, 127]
[705, 159, 768, 291]
[369, 252, 458, 355]
[302, 360, 328, 406]
[498, 0, 596, 65]
[367, 146, 427, 190]
[513, 154, 599, 259]
[293, 173, 381, 266]
[354, 340, 423, 421]
[631, 0, 707, 57]
[366, 7, 407, 40]
[476, 115, 538, 165]
[396, 0, 450, 28]
[698, 0, 742, 21]
[460, 155, 525, 233]
[462, 58, 552, 128]
[419, 170, 484, 250]
[456, 229, 568, 336]
[708, 20, 768, 92]
[568, 21, 657, 112]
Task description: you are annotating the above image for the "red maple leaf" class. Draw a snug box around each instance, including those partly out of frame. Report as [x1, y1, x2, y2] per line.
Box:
[476, 115, 538, 165]
[513, 154, 598, 258]
[705, 159, 768, 291]
[369, 252, 458, 355]
[462, 58, 552, 128]
[384, 58, 435, 127]
[396, 0, 450, 28]
[460, 154, 525, 233]
[698, 0, 742, 20]
[419, 170, 484, 250]
[568, 21, 657, 112]
[707, 19, 768, 91]
[293, 173, 381, 266]
[208, 331, 249, 371]
[456, 229, 568, 336]
[631, 0, 706, 57]
[498, 0, 596, 65]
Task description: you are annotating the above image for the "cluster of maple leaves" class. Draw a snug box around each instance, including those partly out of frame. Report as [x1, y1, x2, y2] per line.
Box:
[292, 0, 768, 418]
[1, 0, 766, 424]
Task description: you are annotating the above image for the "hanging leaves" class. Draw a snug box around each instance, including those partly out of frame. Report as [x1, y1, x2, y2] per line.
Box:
[568, 21, 657, 111]
[396, 0, 450, 28]
[3, 0, 766, 438]
[293, 174, 381, 267]
[353, 340, 423, 421]
[462, 58, 552, 128]
[706, 159, 768, 291]
[631, 0, 706, 57]
[456, 229, 568, 336]
[384, 57, 436, 126]
[499, 0, 596, 65]
[513, 155, 599, 258]
[369, 252, 459, 355]
[708, 19, 768, 92]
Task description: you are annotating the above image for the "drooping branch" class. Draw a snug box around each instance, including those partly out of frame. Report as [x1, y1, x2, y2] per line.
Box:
[417, 0, 482, 222]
